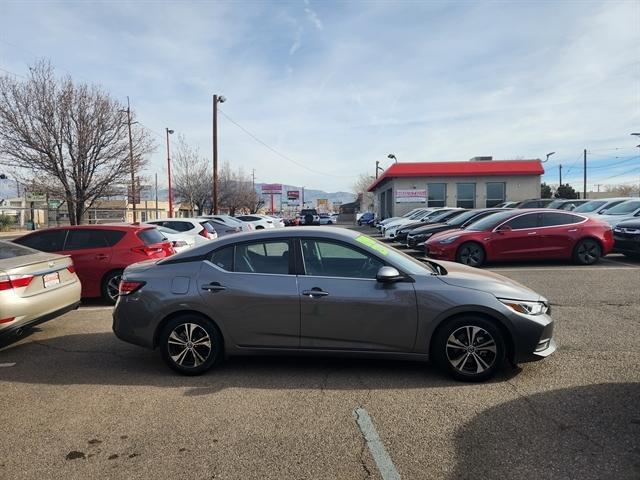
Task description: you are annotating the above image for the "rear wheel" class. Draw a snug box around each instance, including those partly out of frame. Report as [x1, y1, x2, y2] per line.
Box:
[159, 315, 223, 375]
[573, 238, 601, 265]
[102, 270, 123, 304]
[456, 242, 485, 267]
[433, 316, 505, 382]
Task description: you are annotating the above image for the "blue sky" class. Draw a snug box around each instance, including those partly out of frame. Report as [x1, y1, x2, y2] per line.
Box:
[0, 0, 638, 192]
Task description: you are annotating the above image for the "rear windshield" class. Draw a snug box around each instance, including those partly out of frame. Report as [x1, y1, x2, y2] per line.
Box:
[137, 228, 166, 245]
[465, 210, 519, 231]
[0, 241, 37, 259]
[605, 200, 640, 215]
[573, 200, 605, 213]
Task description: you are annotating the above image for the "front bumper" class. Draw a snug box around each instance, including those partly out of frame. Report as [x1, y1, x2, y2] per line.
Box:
[425, 244, 456, 261]
[613, 236, 640, 255]
[508, 310, 556, 364]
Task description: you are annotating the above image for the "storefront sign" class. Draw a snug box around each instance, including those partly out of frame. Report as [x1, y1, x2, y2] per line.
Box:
[395, 189, 426, 203]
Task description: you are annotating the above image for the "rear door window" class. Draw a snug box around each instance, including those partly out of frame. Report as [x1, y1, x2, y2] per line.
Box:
[64, 229, 109, 250]
[138, 228, 166, 245]
[165, 221, 192, 232]
[200, 221, 215, 234]
[103, 230, 126, 246]
[15, 229, 66, 252]
[541, 212, 583, 227]
[209, 246, 234, 271]
[234, 241, 290, 275]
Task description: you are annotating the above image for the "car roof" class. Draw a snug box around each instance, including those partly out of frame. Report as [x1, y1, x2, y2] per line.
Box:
[24, 223, 153, 232]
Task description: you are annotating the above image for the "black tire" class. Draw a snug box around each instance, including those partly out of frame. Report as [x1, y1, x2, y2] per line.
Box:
[159, 315, 223, 375]
[456, 242, 486, 267]
[573, 238, 602, 265]
[432, 316, 506, 382]
[327, 221, 333, 225]
[101, 270, 123, 305]
[255, 225, 264, 230]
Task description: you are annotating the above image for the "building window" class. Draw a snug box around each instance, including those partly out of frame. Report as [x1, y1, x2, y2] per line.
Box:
[486, 182, 506, 207]
[427, 183, 446, 207]
[456, 183, 476, 208]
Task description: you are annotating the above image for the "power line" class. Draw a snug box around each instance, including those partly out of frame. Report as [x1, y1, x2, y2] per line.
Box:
[218, 108, 357, 179]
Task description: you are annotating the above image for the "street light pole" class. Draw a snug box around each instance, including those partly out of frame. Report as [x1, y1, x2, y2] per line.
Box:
[212, 94, 226, 214]
[387, 154, 397, 163]
[125, 97, 136, 222]
[165, 128, 174, 217]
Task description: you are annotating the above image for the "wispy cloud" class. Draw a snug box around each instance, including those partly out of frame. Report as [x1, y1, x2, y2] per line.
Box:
[0, 0, 638, 191]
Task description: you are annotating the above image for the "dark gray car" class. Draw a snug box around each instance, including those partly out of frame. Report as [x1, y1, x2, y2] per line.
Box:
[112, 227, 555, 382]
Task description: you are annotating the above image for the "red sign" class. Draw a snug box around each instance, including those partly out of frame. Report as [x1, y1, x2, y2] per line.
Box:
[261, 183, 282, 195]
[287, 190, 300, 200]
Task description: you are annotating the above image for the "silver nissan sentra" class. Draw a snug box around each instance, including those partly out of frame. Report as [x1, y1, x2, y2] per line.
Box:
[112, 227, 555, 382]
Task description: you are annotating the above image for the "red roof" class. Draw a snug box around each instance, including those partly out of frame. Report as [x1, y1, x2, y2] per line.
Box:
[368, 159, 544, 191]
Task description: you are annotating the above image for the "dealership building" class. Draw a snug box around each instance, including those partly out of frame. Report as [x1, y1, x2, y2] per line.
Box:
[368, 157, 544, 218]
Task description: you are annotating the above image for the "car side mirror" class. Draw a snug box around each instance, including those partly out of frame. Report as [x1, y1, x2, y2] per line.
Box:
[376, 266, 402, 283]
[496, 225, 512, 234]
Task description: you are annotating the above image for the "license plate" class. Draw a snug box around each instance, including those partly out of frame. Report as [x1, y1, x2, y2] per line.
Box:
[43, 272, 60, 288]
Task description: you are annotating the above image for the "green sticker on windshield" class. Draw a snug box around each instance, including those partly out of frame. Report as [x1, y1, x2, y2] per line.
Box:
[355, 235, 389, 256]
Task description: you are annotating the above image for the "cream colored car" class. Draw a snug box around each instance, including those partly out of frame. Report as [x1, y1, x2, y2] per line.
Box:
[0, 240, 81, 338]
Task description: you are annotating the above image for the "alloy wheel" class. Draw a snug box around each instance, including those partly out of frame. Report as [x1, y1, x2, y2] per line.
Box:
[577, 240, 600, 264]
[167, 323, 213, 368]
[106, 274, 122, 302]
[458, 244, 483, 266]
[446, 325, 497, 375]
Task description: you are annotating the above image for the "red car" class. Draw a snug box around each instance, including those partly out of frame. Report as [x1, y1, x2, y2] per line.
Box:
[14, 224, 174, 303]
[425, 209, 614, 267]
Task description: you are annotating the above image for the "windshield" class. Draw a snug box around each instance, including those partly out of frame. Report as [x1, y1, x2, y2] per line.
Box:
[428, 210, 456, 222]
[447, 210, 488, 226]
[408, 210, 427, 220]
[465, 210, 517, 231]
[547, 199, 565, 208]
[354, 235, 437, 275]
[604, 200, 640, 215]
[573, 200, 606, 213]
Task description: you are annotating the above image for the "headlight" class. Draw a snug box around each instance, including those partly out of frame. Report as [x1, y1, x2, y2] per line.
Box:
[499, 299, 549, 315]
[438, 235, 460, 244]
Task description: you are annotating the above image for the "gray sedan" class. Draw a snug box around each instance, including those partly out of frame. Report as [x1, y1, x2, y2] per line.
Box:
[112, 227, 555, 382]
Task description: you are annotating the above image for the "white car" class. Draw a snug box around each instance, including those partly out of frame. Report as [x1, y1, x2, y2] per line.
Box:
[383, 208, 457, 239]
[265, 215, 286, 228]
[155, 226, 196, 253]
[201, 215, 253, 232]
[574, 197, 638, 215]
[235, 214, 275, 230]
[145, 218, 217, 243]
[318, 214, 337, 225]
[381, 208, 436, 236]
[377, 208, 428, 231]
[588, 199, 640, 227]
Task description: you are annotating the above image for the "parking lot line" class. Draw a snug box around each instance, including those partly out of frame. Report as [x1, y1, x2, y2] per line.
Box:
[0, 363, 17, 367]
[79, 306, 114, 311]
[353, 407, 401, 480]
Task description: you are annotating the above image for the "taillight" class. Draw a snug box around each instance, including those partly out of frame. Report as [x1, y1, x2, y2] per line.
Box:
[199, 229, 209, 238]
[0, 317, 15, 324]
[0, 274, 34, 291]
[67, 265, 76, 274]
[118, 280, 146, 296]
[132, 244, 166, 256]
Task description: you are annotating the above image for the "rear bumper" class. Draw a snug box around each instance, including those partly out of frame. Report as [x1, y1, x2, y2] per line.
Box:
[0, 300, 80, 338]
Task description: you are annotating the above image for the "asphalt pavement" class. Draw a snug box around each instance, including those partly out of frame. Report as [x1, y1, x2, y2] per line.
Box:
[1, 225, 639, 479]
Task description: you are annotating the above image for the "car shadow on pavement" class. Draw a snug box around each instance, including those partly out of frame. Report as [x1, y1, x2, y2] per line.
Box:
[453, 382, 640, 480]
[0, 332, 522, 393]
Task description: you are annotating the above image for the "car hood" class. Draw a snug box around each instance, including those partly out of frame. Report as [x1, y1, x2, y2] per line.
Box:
[436, 260, 544, 302]
[592, 214, 635, 226]
[409, 223, 449, 235]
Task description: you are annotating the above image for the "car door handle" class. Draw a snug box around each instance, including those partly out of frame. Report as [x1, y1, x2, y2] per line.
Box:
[201, 282, 227, 292]
[568, 229, 578, 232]
[95, 254, 109, 260]
[527, 232, 537, 235]
[302, 288, 329, 298]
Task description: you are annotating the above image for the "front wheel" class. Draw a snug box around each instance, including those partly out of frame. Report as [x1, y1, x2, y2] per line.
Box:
[159, 315, 223, 375]
[433, 316, 505, 382]
[456, 242, 486, 267]
[573, 238, 601, 265]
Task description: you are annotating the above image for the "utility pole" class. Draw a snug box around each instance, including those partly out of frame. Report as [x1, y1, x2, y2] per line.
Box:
[302, 186, 305, 207]
[583, 148, 587, 199]
[375, 161, 380, 179]
[559, 164, 562, 186]
[212, 94, 226, 214]
[154, 173, 159, 220]
[124, 97, 137, 222]
[252, 169, 255, 189]
[166, 128, 174, 217]
[595, 184, 602, 193]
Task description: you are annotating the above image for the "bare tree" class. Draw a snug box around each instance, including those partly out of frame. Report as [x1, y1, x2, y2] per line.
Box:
[0, 60, 155, 224]
[352, 173, 375, 212]
[604, 184, 636, 197]
[218, 162, 260, 215]
[172, 135, 212, 216]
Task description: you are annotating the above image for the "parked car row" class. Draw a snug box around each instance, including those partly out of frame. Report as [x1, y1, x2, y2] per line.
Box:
[367, 197, 640, 267]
